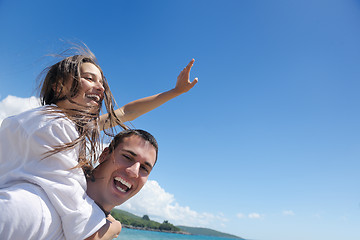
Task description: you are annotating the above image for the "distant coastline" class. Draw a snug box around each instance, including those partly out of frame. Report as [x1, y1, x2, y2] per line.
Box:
[111, 209, 244, 239]
[122, 224, 191, 235]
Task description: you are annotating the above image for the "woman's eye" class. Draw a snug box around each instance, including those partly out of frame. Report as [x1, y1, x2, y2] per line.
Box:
[82, 76, 93, 82]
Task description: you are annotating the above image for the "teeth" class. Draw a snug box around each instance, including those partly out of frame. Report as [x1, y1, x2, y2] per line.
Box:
[86, 94, 100, 102]
[115, 177, 131, 192]
[116, 186, 126, 193]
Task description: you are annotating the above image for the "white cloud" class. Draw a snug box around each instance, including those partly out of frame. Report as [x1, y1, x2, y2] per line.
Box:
[237, 212, 263, 219]
[248, 213, 262, 219]
[0, 95, 40, 125]
[118, 180, 228, 228]
[237, 213, 245, 219]
[283, 210, 295, 216]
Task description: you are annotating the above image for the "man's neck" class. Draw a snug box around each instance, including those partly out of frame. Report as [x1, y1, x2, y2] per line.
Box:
[86, 178, 113, 214]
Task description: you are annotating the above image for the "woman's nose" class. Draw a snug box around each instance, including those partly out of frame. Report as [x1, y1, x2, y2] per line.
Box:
[95, 81, 105, 93]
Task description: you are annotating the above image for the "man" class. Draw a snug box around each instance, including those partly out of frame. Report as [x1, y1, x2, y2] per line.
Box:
[86, 129, 158, 239]
[0, 129, 158, 240]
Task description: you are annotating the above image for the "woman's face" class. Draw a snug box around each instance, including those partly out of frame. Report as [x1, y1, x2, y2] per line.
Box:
[57, 62, 105, 111]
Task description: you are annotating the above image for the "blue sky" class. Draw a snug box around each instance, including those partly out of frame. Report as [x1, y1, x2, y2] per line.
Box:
[1, 0, 360, 240]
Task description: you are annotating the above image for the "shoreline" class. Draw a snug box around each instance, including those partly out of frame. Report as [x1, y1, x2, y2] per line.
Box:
[122, 225, 191, 235]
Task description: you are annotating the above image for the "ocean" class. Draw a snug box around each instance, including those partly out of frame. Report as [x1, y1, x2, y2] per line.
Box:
[116, 228, 240, 240]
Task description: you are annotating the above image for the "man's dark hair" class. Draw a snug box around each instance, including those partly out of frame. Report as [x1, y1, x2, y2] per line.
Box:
[108, 129, 158, 163]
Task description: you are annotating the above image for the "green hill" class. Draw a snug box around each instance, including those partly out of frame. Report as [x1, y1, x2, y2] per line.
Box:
[177, 225, 244, 239]
[110, 209, 181, 233]
[111, 209, 244, 239]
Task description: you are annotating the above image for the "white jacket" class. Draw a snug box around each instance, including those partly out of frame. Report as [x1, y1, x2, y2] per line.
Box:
[0, 183, 64, 239]
[0, 106, 105, 240]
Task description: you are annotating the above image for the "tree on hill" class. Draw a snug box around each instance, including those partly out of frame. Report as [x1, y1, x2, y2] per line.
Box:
[159, 220, 181, 232]
[142, 215, 150, 221]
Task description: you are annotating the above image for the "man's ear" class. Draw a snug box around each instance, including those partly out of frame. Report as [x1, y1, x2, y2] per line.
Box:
[99, 147, 110, 163]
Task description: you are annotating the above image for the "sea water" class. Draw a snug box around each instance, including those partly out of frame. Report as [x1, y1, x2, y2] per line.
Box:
[116, 228, 240, 240]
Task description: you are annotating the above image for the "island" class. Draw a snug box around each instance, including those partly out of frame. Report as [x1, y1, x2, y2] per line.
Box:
[111, 209, 244, 239]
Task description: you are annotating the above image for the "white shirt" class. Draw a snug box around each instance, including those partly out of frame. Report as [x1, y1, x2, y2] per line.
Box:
[0, 183, 64, 240]
[0, 106, 105, 240]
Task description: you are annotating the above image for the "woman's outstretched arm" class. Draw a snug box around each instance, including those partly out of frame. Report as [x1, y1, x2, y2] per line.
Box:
[99, 59, 198, 130]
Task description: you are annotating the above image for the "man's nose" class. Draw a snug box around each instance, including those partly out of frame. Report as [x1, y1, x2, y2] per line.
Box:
[126, 162, 140, 178]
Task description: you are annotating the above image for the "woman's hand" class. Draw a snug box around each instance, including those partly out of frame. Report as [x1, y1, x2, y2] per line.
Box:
[106, 215, 122, 239]
[174, 59, 198, 94]
[84, 215, 122, 240]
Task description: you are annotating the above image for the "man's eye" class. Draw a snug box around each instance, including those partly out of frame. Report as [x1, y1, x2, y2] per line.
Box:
[123, 155, 132, 161]
[140, 165, 150, 174]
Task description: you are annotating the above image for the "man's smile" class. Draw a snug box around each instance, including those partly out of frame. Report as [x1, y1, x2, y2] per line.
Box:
[114, 176, 132, 193]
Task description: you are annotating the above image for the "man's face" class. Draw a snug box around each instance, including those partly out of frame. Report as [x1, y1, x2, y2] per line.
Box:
[91, 135, 157, 211]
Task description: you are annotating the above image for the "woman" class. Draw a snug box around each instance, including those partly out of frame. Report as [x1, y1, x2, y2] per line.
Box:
[0, 45, 197, 240]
